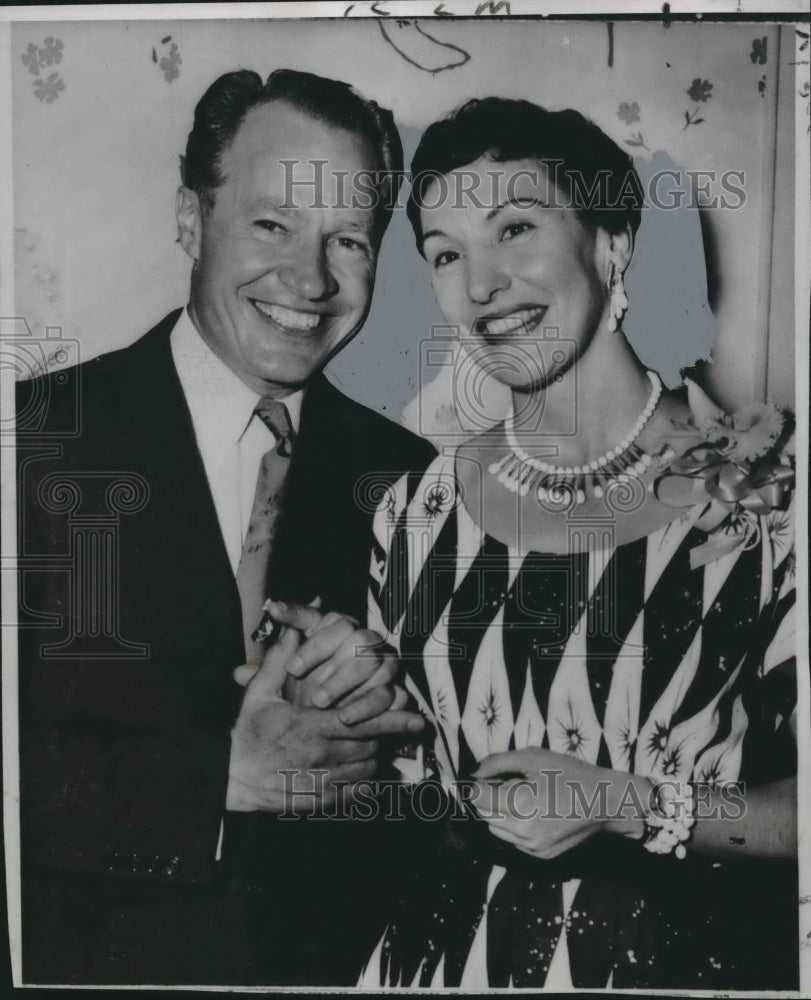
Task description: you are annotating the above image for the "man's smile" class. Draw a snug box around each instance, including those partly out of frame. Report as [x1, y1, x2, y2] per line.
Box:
[250, 298, 324, 333]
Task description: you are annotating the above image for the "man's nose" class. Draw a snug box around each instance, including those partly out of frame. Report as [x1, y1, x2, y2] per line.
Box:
[277, 243, 338, 301]
[466, 254, 510, 305]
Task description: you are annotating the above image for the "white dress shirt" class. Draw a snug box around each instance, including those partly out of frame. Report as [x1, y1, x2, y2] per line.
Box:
[170, 308, 303, 575]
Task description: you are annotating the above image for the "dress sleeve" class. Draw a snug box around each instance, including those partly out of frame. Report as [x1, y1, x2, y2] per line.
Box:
[737, 488, 797, 784]
[758, 490, 797, 742]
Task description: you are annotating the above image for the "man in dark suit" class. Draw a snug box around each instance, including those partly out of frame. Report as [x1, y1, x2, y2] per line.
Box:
[16, 68, 434, 986]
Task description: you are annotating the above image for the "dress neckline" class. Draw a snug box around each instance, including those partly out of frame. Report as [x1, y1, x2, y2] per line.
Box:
[445, 447, 700, 559]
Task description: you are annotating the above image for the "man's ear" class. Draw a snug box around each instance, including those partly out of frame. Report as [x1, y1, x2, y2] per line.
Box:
[175, 186, 203, 262]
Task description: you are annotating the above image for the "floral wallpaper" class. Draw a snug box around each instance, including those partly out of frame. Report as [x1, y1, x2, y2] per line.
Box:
[152, 35, 183, 82]
[21, 36, 66, 103]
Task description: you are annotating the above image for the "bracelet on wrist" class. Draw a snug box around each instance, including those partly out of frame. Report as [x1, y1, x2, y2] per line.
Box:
[642, 778, 696, 859]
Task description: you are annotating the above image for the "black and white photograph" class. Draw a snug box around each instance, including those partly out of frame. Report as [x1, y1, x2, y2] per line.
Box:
[1, 1, 808, 992]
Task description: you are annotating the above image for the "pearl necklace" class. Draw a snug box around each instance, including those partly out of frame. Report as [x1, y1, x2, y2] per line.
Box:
[489, 370, 663, 505]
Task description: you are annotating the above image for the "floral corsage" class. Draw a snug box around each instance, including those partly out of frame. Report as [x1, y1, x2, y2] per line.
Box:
[653, 379, 794, 569]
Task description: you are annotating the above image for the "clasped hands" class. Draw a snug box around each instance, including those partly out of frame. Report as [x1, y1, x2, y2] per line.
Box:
[226, 600, 423, 813]
[226, 602, 652, 861]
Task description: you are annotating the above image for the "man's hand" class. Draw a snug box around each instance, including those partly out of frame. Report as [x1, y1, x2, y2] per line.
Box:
[227, 625, 423, 813]
[234, 600, 408, 725]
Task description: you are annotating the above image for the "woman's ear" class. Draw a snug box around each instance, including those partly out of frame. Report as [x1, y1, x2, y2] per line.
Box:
[608, 224, 634, 273]
[175, 186, 203, 262]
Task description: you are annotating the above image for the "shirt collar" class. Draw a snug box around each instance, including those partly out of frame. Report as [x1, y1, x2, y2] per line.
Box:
[170, 308, 303, 459]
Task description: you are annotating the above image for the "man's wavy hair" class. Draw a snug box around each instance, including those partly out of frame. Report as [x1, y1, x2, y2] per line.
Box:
[407, 97, 644, 252]
[181, 68, 403, 235]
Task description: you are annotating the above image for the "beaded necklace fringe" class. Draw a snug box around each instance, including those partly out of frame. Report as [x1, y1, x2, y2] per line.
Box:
[489, 370, 663, 505]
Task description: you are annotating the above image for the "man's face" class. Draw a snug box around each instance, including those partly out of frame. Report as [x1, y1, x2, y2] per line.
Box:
[178, 100, 380, 396]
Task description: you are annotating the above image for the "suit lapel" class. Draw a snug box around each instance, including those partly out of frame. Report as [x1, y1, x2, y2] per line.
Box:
[112, 315, 245, 669]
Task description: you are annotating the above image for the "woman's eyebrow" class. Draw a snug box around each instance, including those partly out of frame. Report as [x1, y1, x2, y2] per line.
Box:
[419, 228, 449, 250]
[486, 196, 547, 220]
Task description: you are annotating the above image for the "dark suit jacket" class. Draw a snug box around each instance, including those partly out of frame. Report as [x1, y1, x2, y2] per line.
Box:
[16, 310, 435, 986]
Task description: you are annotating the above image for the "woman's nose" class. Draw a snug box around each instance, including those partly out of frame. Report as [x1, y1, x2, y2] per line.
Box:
[277, 244, 338, 301]
[465, 255, 510, 304]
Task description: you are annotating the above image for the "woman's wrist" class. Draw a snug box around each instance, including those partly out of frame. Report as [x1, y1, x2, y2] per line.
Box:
[605, 772, 654, 841]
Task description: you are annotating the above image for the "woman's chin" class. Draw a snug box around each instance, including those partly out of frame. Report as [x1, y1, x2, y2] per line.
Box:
[462, 340, 575, 391]
[477, 363, 556, 392]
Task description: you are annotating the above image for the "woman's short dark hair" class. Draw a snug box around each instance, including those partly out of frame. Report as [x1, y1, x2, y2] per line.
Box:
[407, 97, 643, 251]
[181, 68, 403, 234]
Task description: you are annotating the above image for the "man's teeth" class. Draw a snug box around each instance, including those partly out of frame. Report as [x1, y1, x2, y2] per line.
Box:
[481, 307, 545, 336]
[253, 300, 321, 331]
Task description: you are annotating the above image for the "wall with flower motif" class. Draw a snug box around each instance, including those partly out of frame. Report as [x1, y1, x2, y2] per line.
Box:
[10, 18, 801, 434]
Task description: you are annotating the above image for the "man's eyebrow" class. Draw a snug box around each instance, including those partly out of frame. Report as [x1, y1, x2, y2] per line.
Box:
[334, 219, 375, 234]
[246, 197, 296, 214]
[485, 196, 546, 221]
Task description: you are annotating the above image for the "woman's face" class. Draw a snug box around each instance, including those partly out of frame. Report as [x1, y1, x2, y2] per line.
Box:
[419, 157, 610, 390]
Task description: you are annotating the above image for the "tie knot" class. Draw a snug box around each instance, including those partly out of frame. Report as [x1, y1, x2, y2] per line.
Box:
[255, 398, 295, 457]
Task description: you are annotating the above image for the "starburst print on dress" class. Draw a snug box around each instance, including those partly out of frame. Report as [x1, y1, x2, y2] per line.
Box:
[558, 702, 589, 758]
[646, 720, 671, 765]
[616, 718, 637, 764]
[479, 686, 501, 732]
[614, 684, 638, 765]
[565, 726, 584, 755]
[423, 482, 451, 520]
[660, 743, 683, 776]
[435, 688, 449, 725]
[695, 757, 723, 789]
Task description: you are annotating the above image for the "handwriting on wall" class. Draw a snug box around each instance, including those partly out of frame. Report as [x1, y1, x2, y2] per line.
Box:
[378, 20, 470, 73]
[344, 1, 511, 17]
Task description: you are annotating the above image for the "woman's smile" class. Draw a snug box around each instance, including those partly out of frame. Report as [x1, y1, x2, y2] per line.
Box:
[474, 304, 548, 340]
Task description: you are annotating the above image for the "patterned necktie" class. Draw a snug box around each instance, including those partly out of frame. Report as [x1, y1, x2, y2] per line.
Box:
[236, 398, 295, 665]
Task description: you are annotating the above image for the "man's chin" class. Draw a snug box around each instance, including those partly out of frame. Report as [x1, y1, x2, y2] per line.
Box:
[240, 325, 359, 393]
[242, 354, 324, 394]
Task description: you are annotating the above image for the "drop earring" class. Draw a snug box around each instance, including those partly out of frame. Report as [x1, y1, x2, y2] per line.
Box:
[606, 264, 629, 333]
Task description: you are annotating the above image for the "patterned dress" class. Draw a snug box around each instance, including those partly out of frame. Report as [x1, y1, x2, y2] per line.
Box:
[360, 450, 797, 990]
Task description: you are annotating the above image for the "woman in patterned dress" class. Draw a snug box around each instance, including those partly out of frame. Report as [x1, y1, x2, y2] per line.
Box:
[359, 98, 797, 989]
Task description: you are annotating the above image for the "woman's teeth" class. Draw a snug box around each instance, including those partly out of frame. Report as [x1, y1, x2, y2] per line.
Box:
[253, 300, 321, 331]
[479, 307, 546, 337]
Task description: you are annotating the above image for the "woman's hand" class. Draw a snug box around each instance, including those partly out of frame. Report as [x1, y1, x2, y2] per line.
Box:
[472, 748, 653, 860]
[233, 600, 407, 724]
